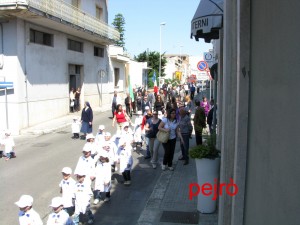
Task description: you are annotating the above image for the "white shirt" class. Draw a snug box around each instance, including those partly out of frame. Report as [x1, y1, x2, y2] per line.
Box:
[71, 121, 80, 134]
[121, 128, 134, 144]
[94, 161, 112, 192]
[59, 177, 76, 208]
[117, 145, 133, 172]
[74, 156, 95, 185]
[99, 141, 118, 164]
[2, 136, 15, 154]
[46, 209, 73, 225]
[18, 208, 43, 225]
[95, 132, 105, 146]
[69, 91, 75, 101]
[162, 118, 179, 140]
[74, 180, 93, 214]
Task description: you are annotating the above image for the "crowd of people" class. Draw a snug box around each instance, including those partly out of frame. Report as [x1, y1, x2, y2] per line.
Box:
[6, 81, 216, 225]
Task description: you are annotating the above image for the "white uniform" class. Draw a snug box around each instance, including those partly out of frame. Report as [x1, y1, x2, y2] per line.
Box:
[133, 116, 143, 143]
[121, 128, 134, 144]
[99, 141, 118, 166]
[117, 145, 133, 173]
[59, 178, 76, 208]
[95, 132, 105, 146]
[71, 120, 80, 134]
[94, 161, 112, 192]
[74, 156, 95, 186]
[18, 208, 43, 225]
[2, 135, 15, 154]
[83, 142, 98, 158]
[74, 180, 93, 214]
[46, 209, 73, 225]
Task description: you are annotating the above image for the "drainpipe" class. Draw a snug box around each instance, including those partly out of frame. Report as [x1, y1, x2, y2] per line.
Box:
[24, 21, 29, 127]
[0, 22, 8, 129]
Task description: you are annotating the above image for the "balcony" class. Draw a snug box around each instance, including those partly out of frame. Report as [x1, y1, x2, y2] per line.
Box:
[0, 0, 120, 45]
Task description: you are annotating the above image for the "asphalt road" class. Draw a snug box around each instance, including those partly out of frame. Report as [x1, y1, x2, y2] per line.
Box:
[0, 111, 163, 225]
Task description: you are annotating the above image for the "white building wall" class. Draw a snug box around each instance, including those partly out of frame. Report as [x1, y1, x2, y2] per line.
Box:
[128, 60, 146, 89]
[165, 57, 176, 80]
[0, 17, 113, 134]
[110, 59, 125, 92]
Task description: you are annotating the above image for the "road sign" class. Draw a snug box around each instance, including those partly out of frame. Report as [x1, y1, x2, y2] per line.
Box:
[197, 61, 208, 71]
[204, 52, 214, 67]
[0, 81, 13, 88]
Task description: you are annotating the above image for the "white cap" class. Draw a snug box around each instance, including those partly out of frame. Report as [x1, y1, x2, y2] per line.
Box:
[86, 133, 95, 140]
[145, 106, 150, 111]
[82, 143, 92, 152]
[5, 129, 11, 135]
[123, 122, 129, 128]
[15, 195, 33, 208]
[158, 111, 162, 115]
[49, 197, 63, 208]
[98, 125, 105, 130]
[76, 169, 86, 176]
[61, 167, 72, 174]
[104, 132, 111, 137]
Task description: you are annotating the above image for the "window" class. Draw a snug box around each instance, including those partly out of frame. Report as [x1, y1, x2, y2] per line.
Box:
[114, 68, 120, 87]
[96, 6, 103, 20]
[94, 46, 104, 57]
[68, 39, 83, 52]
[30, 29, 53, 46]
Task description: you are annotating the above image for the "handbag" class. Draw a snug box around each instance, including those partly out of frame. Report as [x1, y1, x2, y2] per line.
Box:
[70, 101, 74, 107]
[157, 130, 170, 143]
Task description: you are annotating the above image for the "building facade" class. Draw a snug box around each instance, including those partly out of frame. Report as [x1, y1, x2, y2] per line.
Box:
[0, 0, 120, 134]
[192, 0, 300, 224]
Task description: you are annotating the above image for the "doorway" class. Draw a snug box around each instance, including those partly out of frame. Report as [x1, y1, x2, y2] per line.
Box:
[69, 64, 82, 112]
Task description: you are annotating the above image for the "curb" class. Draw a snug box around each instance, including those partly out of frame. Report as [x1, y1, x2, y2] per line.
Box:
[136, 151, 181, 225]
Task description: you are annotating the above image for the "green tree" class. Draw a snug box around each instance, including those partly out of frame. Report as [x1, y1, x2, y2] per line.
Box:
[112, 13, 126, 50]
[134, 50, 167, 87]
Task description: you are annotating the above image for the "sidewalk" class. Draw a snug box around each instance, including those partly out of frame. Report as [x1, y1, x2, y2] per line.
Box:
[19, 105, 111, 136]
[136, 136, 218, 225]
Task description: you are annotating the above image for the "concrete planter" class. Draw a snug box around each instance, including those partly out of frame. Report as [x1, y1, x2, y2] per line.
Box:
[195, 157, 220, 213]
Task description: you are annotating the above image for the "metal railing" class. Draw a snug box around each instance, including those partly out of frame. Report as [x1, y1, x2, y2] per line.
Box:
[0, 0, 120, 42]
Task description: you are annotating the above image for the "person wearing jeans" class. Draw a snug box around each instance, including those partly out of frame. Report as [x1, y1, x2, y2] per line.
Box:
[158, 109, 184, 171]
[178, 107, 193, 165]
[145, 111, 162, 169]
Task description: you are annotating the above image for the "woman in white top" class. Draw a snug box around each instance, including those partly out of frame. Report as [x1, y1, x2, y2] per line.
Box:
[158, 108, 184, 171]
[69, 88, 75, 113]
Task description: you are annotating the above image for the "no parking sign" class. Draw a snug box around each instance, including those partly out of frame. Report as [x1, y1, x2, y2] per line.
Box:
[197, 60, 212, 80]
[197, 60, 208, 71]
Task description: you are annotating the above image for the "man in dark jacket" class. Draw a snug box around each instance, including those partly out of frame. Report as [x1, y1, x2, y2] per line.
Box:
[207, 99, 215, 135]
[193, 101, 206, 145]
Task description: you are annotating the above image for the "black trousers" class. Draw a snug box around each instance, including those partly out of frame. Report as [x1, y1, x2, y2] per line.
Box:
[126, 104, 132, 117]
[190, 91, 195, 100]
[162, 138, 177, 167]
[195, 130, 203, 145]
[122, 170, 131, 181]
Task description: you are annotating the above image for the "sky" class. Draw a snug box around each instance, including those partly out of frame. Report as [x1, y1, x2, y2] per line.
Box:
[107, 0, 212, 58]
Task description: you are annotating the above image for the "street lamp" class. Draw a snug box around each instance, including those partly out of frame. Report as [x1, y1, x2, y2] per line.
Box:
[159, 22, 166, 83]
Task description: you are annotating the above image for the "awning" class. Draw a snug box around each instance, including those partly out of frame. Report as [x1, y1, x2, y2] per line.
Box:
[191, 0, 223, 43]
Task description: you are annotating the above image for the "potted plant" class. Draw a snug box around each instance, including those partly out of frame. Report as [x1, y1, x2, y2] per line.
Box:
[189, 134, 220, 213]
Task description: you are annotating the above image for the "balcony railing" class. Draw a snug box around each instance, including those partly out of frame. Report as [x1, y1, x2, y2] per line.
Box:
[0, 0, 120, 42]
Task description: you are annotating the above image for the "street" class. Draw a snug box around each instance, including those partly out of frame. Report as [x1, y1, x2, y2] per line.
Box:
[0, 111, 162, 225]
